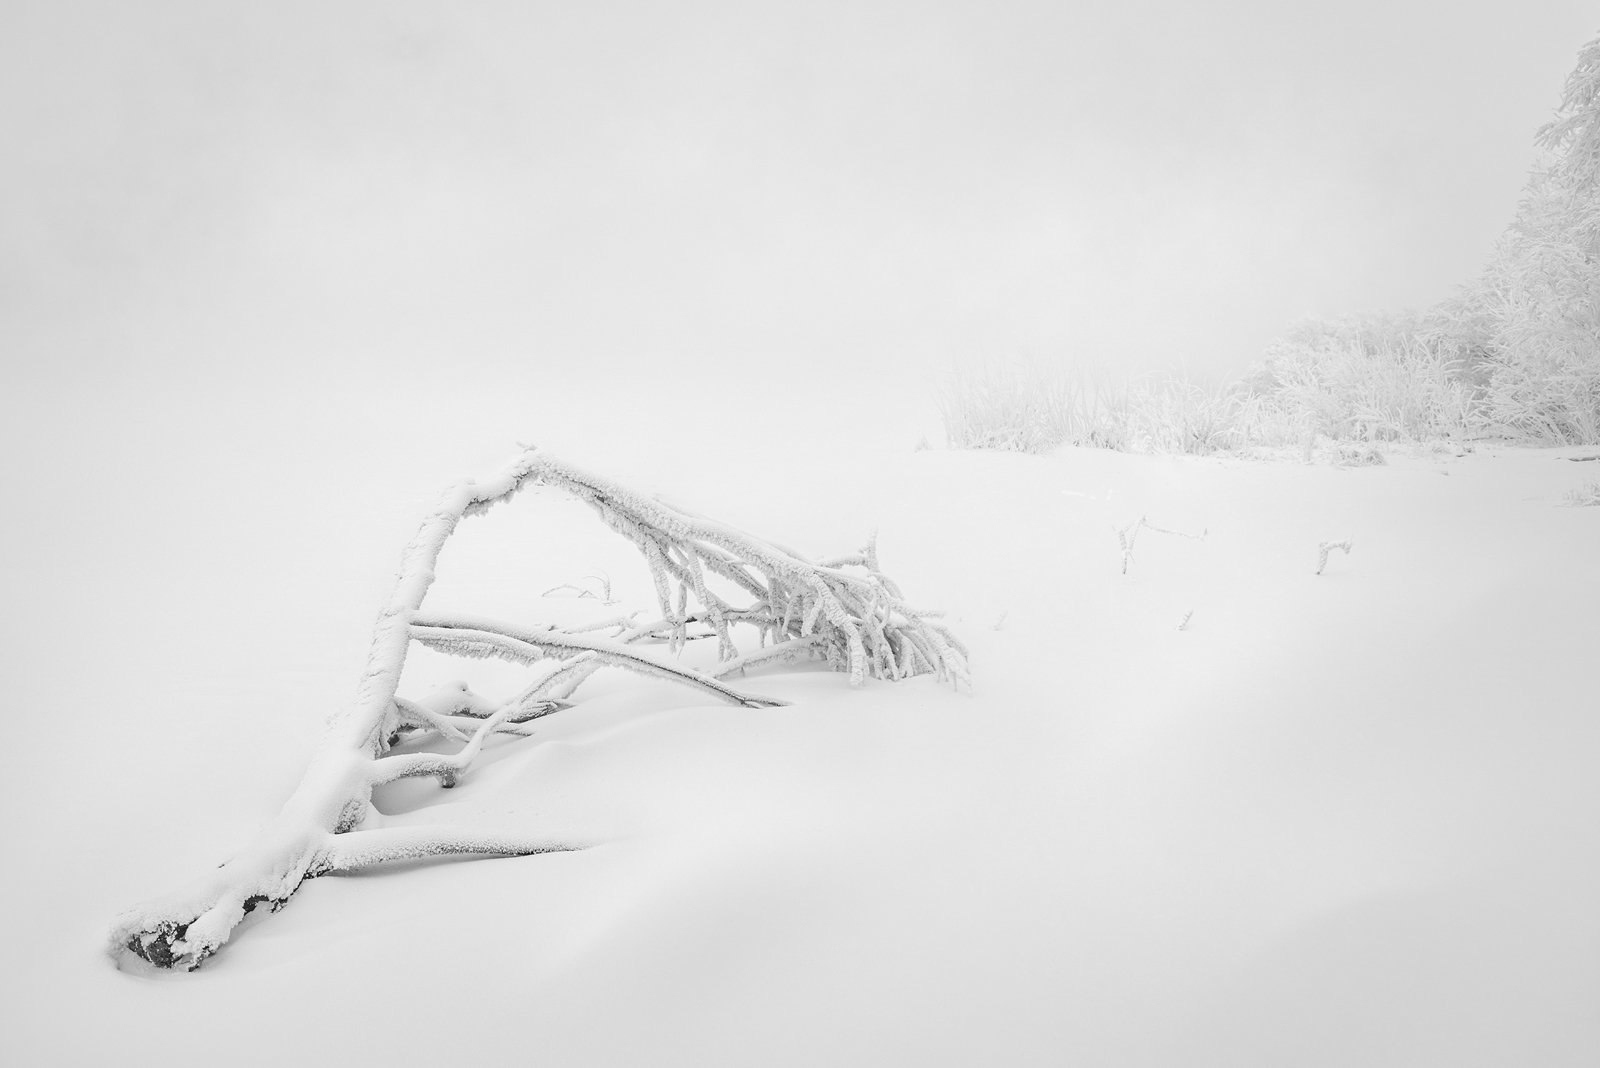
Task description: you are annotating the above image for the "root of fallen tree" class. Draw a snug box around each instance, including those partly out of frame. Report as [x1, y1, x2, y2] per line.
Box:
[110, 449, 967, 971]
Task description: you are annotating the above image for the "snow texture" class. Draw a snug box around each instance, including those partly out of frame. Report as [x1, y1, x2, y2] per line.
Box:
[6, 429, 1597, 1065]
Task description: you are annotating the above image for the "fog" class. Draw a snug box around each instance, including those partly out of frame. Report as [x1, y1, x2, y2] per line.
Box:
[6, 2, 1595, 407]
[7, 2, 1591, 715]
[1, 11, 1596, 1050]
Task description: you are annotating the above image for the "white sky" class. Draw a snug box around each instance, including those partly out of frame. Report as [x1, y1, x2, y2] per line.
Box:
[2, 2, 1595, 420]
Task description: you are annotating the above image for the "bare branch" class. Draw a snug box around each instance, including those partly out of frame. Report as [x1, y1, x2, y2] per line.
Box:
[112, 447, 963, 970]
[322, 827, 590, 872]
[410, 614, 787, 708]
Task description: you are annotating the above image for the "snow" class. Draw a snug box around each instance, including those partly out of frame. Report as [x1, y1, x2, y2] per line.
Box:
[3, 409, 1597, 1065]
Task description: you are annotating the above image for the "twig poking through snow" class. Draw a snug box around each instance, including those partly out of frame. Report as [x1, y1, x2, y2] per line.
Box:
[1316, 539, 1353, 575]
[1178, 610, 1194, 631]
[1115, 516, 1208, 575]
[541, 572, 613, 601]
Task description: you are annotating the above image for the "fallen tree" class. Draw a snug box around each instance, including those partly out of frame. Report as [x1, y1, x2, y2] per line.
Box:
[110, 449, 968, 971]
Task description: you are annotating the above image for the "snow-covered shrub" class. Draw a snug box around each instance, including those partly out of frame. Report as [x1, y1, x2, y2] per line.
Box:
[1120, 375, 1251, 455]
[936, 358, 1098, 453]
[1241, 314, 1484, 444]
[1565, 480, 1600, 506]
[111, 449, 967, 971]
[1335, 443, 1387, 467]
[938, 361, 1270, 457]
[1440, 229, 1600, 444]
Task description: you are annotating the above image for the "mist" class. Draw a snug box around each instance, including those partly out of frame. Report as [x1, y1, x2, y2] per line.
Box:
[4, 9, 1599, 1053]
[3, 2, 1595, 434]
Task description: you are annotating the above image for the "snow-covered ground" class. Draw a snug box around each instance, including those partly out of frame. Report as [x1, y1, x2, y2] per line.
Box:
[3, 404, 1597, 1065]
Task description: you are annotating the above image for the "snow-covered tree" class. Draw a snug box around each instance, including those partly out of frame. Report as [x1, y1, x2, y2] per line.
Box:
[111, 449, 968, 971]
[1237, 33, 1600, 448]
[1450, 32, 1600, 443]
[1532, 32, 1600, 255]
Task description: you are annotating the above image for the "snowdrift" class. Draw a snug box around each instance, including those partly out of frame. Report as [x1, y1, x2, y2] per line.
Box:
[5, 441, 1597, 1066]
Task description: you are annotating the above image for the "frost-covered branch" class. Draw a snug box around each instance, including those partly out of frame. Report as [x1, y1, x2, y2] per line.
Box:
[1316, 538, 1354, 575]
[322, 827, 590, 872]
[409, 614, 785, 708]
[112, 447, 967, 970]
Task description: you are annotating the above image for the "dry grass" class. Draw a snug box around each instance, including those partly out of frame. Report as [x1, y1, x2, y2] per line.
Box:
[936, 360, 1126, 453]
[1565, 480, 1600, 506]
